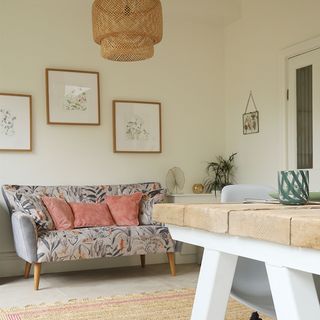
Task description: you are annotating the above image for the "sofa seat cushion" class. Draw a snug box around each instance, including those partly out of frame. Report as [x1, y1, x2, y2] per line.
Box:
[36, 225, 175, 263]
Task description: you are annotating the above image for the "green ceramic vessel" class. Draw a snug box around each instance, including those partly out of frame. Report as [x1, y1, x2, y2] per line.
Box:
[278, 170, 309, 205]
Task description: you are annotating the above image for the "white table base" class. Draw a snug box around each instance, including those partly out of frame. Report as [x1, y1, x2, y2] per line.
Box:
[168, 225, 320, 320]
[191, 250, 238, 319]
[266, 265, 320, 319]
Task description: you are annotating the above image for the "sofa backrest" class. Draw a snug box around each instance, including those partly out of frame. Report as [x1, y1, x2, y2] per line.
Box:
[2, 182, 164, 230]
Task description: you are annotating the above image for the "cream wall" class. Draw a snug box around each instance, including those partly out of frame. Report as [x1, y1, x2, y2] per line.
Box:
[225, 0, 320, 188]
[0, 0, 227, 275]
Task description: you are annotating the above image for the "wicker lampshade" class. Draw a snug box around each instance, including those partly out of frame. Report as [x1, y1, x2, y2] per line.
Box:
[92, 0, 163, 62]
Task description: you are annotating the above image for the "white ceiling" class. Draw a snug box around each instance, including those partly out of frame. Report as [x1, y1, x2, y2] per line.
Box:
[163, 0, 242, 26]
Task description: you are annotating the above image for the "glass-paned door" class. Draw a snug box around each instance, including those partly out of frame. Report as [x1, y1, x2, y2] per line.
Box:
[287, 49, 320, 189]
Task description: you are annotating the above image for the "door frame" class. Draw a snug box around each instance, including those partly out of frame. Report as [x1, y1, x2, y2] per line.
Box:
[279, 35, 320, 169]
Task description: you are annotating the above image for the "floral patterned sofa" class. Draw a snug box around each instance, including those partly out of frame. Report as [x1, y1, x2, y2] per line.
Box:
[2, 182, 176, 290]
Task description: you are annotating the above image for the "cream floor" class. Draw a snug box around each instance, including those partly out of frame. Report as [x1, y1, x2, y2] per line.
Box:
[0, 263, 199, 308]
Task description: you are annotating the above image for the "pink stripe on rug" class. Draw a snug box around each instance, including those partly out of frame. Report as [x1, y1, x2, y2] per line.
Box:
[8, 314, 21, 320]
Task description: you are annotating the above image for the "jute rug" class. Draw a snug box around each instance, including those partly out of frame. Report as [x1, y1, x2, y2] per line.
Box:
[0, 288, 272, 320]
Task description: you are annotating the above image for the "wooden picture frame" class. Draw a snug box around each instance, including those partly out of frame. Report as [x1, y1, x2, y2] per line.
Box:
[113, 100, 162, 153]
[46, 68, 100, 125]
[0, 93, 32, 151]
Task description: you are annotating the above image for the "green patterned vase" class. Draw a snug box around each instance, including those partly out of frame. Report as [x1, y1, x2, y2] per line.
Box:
[278, 170, 309, 205]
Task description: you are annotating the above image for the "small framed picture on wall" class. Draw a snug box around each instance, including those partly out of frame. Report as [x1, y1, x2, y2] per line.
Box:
[0, 93, 32, 151]
[243, 110, 259, 135]
[243, 91, 260, 135]
[113, 100, 162, 153]
[46, 68, 100, 125]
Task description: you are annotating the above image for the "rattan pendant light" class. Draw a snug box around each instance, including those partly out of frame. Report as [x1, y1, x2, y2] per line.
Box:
[92, 0, 163, 62]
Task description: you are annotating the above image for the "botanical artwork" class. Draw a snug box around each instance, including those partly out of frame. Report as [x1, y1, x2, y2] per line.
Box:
[113, 100, 161, 153]
[0, 108, 16, 136]
[243, 111, 259, 135]
[64, 85, 90, 111]
[0, 93, 32, 151]
[46, 69, 100, 125]
[243, 91, 259, 135]
[126, 116, 150, 141]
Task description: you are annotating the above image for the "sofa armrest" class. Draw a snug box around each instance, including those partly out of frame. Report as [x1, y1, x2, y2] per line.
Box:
[11, 211, 38, 263]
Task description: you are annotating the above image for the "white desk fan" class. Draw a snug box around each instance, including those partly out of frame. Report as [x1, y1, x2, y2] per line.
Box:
[166, 167, 185, 194]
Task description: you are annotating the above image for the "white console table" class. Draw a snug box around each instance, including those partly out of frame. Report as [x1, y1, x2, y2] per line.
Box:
[166, 193, 220, 204]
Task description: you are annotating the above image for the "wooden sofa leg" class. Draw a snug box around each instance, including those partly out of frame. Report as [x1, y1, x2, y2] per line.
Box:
[24, 262, 32, 279]
[140, 255, 146, 268]
[34, 263, 42, 290]
[167, 252, 176, 276]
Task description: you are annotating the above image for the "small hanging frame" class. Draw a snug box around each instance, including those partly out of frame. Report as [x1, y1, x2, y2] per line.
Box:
[243, 91, 259, 135]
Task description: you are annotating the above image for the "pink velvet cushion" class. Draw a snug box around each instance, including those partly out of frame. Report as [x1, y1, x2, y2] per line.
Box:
[105, 193, 143, 226]
[69, 202, 115, 228]
[42, 196, 74, 230]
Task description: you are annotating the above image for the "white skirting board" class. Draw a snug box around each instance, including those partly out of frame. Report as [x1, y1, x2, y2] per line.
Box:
[0, 249, 198, 278]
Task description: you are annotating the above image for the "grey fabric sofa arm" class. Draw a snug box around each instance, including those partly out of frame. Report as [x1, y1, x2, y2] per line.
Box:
[11, 212, 38, 263]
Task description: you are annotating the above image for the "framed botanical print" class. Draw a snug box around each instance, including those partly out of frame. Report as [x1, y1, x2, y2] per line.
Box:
[113, 100, 162, 153]
[243, 110, 259, 135]
[46, 68, 100, 125]
[0, 93, 32, 151]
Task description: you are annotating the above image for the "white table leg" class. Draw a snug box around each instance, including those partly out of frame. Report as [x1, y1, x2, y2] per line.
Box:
[266, 264, 320, 320]
[191, 248, 238, 320]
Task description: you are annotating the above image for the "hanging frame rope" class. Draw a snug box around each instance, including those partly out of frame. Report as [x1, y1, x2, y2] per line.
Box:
[244, 91, 258, 113]
[243, 91, 259, 135]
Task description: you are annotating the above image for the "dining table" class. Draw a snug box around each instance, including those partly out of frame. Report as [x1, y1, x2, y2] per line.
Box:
[153, 202, 320, 320]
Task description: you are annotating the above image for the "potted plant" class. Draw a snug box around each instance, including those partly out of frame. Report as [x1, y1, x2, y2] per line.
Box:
[203, 153, 237, 194]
